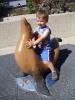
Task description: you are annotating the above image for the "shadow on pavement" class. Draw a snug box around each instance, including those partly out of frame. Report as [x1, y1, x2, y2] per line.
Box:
[56, 48, 72, 73]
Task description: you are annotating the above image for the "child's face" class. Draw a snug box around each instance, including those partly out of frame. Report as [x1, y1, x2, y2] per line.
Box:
[36, 17, 47, 26]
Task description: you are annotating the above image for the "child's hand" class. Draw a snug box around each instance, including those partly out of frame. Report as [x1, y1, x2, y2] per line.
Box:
[26, 40, 33, 48]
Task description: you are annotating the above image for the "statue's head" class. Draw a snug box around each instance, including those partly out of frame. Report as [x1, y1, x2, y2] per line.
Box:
[21, 17, 32, 36]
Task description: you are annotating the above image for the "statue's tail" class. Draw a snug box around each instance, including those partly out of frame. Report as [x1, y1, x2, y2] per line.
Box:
[56, 37, 62, 42]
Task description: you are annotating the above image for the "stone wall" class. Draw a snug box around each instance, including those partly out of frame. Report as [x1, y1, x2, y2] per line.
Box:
[0, 12, 75, 48]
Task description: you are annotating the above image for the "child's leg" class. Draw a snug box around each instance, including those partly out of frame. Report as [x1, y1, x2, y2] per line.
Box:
[47, 61, 58, 80]
[35, 48, 58, 80]
[47, 61, 56, 73]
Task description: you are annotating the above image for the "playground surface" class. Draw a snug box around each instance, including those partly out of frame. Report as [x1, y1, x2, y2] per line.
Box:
[0, 36, 75, 100]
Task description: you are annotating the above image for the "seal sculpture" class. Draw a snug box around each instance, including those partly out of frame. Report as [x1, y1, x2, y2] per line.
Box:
[15, 16, 61, 78]
[15, 17, 49, 80]
[15, 17, 60, 95]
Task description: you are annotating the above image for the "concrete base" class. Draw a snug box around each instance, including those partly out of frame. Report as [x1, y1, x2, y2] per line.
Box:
[16, 73, 57, 97]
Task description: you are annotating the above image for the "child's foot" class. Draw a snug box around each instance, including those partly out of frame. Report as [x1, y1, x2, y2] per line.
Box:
[52, 71, 58, 80]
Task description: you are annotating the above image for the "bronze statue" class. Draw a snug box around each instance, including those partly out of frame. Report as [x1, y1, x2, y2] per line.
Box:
[15, 17, 60, 95]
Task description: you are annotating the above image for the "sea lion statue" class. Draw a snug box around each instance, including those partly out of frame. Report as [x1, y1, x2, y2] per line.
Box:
[15, 17, 60, 95]
[15, 17, 49, 80]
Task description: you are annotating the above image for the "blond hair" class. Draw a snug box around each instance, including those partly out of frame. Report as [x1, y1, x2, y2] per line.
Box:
[36, 9, 49, 22]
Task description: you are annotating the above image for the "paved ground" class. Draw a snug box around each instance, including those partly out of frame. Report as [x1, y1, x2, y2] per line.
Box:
[0, 36, 75, 100]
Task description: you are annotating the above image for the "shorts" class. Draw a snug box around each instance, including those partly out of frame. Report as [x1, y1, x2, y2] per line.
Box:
[34, 38, 59, 61]
[34, 48, 51, 61]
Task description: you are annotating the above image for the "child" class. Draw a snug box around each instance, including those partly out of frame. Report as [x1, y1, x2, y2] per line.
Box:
[26, 8, 58, 80]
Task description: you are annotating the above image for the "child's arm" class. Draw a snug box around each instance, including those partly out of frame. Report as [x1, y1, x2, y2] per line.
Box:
[26, 29, 50, 48]
[31, 32, 38, 39]
[33, 29, 50, 45]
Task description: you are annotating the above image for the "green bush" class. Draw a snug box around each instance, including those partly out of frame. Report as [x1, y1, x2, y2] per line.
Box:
[67, 2, 75, 12]
[39, 0, 75, 14]
[27, 0, 35, 14]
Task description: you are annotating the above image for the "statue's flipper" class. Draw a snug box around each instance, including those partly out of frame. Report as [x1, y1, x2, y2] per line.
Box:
[35, 76, 50, 96]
